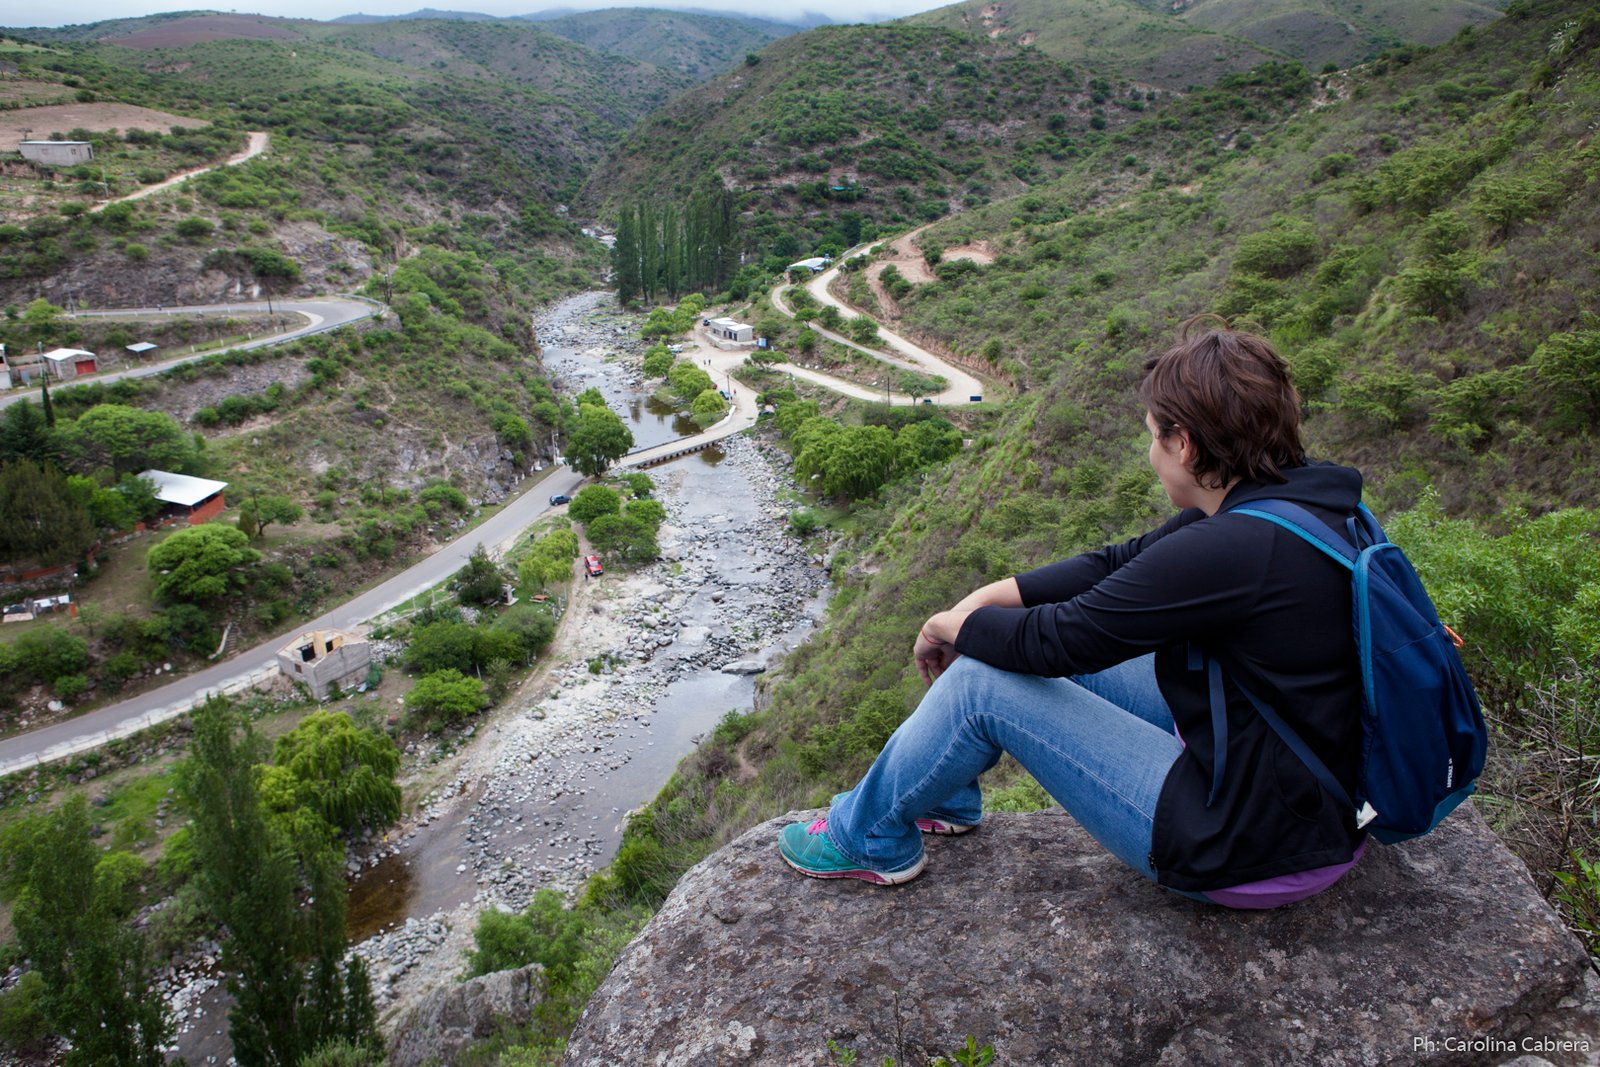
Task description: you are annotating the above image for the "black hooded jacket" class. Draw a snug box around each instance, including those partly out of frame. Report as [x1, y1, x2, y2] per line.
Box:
[954, 462, 1368, 891]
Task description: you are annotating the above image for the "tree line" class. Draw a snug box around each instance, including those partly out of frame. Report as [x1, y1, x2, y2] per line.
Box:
[613, 184, 740, 307]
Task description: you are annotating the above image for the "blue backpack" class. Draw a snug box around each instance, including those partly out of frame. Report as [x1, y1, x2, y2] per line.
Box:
[1205, 498, 1488, 845]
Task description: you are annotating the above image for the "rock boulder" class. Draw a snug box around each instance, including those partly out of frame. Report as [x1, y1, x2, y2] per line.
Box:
[567, 806, 1599, 1066]
[388, 963, 544, 1067]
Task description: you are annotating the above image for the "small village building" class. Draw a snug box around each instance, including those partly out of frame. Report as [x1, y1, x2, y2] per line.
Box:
[787, 256, 833, 274]
[276, 629, 372, 700]
[0, 345, 43, 386]
[140, 469, 229, 526]
[39, 347, 98, 379]
[707, 317, 754, 344]
[18, 141, 94, 167]
[126, 341, 159, 356]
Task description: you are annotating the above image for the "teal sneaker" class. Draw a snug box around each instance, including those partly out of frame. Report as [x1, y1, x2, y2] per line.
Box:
[830, 793, 977, 837]
[778, 818, 926, 885]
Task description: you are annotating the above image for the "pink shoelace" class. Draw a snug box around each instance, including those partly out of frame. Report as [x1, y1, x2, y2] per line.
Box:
[807, 817, 828, 835]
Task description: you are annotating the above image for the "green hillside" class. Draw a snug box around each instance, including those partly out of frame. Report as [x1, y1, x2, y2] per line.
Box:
[308, 17, 693, 124]
[553, 7, 1600, 1047]
[1172, 0, 1508, 70]
[582, 23, 1173, 252]
[903, 0, 1280, 88]
[0, 22, 623, 642]
[907, 0, 1508, 83]
[530, 7, 800, 79]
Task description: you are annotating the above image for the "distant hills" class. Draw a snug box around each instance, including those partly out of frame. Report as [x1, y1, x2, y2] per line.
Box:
[580, 22, 1121, 242]
[907, 0, 1507, 83]
[527, 8, 801, 78]
[15, 6, 804, 81]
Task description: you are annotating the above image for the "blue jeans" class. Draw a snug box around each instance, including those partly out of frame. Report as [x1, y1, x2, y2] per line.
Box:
[827, 654, 1186, 885]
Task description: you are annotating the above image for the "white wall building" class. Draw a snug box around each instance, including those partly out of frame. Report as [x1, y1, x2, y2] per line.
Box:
[18, 141, 93, 167]
[707, 317, 754, 344]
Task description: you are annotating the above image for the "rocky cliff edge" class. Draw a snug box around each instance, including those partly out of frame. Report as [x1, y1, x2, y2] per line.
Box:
[566, 805, 1600, 1066]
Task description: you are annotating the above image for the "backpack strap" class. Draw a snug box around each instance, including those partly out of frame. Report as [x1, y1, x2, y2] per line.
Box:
[1232, 676, 1354, 813]
[1187, 644, 1229, 806]
[1226, 499, 1359, 569]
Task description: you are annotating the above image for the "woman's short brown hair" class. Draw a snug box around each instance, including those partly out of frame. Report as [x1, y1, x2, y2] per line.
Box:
[1138, 314, 1304, 488]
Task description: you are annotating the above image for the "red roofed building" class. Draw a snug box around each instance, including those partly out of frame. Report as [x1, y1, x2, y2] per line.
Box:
[139, 470, 229, 526]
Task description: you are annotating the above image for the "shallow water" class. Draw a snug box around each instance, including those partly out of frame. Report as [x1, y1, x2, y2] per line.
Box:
[344, 298, 820, 939]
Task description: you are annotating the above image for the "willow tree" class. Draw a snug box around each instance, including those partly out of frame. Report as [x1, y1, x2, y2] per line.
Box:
[182, 698, 380, 1066]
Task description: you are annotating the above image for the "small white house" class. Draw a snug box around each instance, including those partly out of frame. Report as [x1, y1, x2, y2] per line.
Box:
[39, 347, 97, 379]
[787, 256, 834, 274]
[707, 317, 754, 344]
[18, 141, 93, 167]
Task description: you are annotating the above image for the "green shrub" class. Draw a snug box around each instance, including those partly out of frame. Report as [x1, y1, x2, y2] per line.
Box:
[1233, 219, 1320, 278]
[419, 483, 469, 516]
[0, 971, 51, 1051]
[569, 486, 621, 525]
[1531, 330, 1600, 431]
[404, 669, 486, 725]
[53, 673, 89, 701]
[790, 509, 821, 536]
[1387, 494, 1600, 698]
[175, 216, 214, 239]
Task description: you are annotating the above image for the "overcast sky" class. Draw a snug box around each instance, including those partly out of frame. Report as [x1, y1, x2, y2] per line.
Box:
[16, 0, 952, 29]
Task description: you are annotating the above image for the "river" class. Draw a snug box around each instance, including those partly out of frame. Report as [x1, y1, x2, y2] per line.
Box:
[166, 292, 829, 1060]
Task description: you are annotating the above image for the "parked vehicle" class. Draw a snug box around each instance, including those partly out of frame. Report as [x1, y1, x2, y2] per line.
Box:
[549, 494, 572, 506]
[583, 555, 604, 578]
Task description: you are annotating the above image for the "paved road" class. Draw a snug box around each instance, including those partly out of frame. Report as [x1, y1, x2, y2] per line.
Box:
[1, 297, 380, 410]
[0, 267, 977, 772]
[0, 465, 585, 776]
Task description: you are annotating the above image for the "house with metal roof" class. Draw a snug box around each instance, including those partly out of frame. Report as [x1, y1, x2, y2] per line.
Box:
[139, 470, 229, 526]
[787, 256, 834, 274]
[39, 347, 97, 379]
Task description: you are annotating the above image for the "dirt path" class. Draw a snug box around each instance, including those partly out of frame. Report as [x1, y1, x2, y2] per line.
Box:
[87, 131, 269, 212]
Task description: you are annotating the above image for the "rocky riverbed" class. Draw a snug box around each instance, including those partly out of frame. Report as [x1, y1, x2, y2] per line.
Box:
[157, 291, 832, 1058]
[348, 431, 829, 1019]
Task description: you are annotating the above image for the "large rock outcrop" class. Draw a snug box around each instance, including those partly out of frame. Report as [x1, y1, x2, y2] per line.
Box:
[388, 963, 544, 1067]
[566, 806, 1600, 1066]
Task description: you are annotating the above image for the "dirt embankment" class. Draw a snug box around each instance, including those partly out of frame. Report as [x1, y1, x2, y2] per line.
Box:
[0, 103, 208, 151]
[864, 225, 995, 315]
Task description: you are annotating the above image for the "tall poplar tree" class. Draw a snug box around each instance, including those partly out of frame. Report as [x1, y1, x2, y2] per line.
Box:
[0, 797, 171, 1067]
[183, 698, 381, 1066]
[614, 209, 640, 307]
[638, 202, 659, 304]
[660, 204, 682, 300]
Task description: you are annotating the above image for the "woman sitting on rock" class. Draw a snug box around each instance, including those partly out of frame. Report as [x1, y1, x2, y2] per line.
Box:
[778, 315, 1369, 907]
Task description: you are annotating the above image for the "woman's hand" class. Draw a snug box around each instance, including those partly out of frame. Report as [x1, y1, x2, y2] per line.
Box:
[914, 611, 964, 685]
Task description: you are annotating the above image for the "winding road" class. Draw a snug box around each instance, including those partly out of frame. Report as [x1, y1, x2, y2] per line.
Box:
[0, 250, 992, 774]
[769, 247, 987, 405]
[1, 296, 381, 410]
